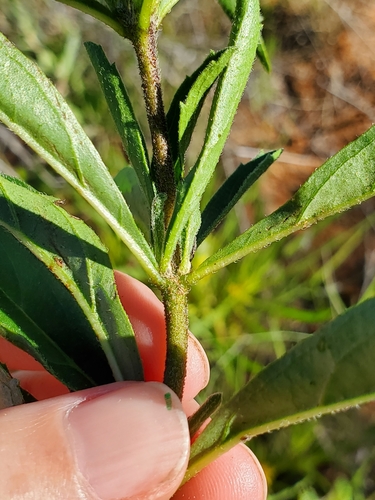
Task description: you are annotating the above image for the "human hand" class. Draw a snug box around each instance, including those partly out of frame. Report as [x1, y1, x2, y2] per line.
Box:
[0, 271, 267, 499]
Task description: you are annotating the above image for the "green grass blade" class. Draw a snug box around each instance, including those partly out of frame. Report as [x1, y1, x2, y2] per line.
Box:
[197, 149, 282, 247]
[162, 0, 262, 272]
[0, 33, 161, 284]
[186, 297, 375, 481]
[189, 125, 375, 283]
[0, 174, 144, 385]
[85, 42, 154, 207]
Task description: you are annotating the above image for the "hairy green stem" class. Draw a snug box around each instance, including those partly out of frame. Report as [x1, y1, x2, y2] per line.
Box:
[133, 25, 176, 226]
[162, 277, 189, 399]
[132, 23, 188, 399]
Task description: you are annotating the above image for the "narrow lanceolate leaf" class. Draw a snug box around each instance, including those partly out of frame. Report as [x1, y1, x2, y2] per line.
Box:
[167, 49, 232, 179]
[0, 33, 161, 285]
[256, 35, 271, 73]
[217, 0, 271, 73]
[162, 0, 262, 272]
[188, 392, 222, 438]
[114, 166, 151, 239]
[178, 49, 234, 163]
[189, 126, 375, 284]
[197, 149, 282, 247]
[85, 42, 154, 207]
[185, 297, 375, 482]
[0, 174, 143, 387]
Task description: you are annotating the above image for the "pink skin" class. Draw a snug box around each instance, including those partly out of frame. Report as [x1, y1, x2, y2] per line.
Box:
[0, 271, 267, 499]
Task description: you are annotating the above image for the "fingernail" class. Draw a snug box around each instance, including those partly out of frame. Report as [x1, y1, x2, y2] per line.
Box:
[67, 382, 189, 500]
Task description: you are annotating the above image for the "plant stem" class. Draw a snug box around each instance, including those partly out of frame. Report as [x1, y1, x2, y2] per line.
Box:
[133, 24, 176, 226]
[162, 276, 189, 399]
[132, 21, 188, 399]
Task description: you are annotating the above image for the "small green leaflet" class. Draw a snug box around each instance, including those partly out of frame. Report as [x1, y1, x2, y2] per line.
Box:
[167, 48, 233, 181]
[197, 149, 282, 247]
[178, 49, 234, 163]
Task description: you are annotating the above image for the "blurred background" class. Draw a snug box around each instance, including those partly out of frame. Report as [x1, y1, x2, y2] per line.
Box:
[1, 0, 375, 497]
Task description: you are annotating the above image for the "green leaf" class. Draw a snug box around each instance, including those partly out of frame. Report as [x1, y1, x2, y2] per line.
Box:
[189, 125, 375, 283]
[158, 0, 181, 23]
[188, 392, 222, 438]
[85, 42, 154, 207]
[178, 49, 234, 167]
[185, 297, 375, 482]
[167, 49, 232, 179]
[197, 149, 282, 247]
[217, 0, 271, 73]
[162, 0, 262, 272]
[114, 166, 151, 239]
[256, 35, 271, 73]
[55, 0, 126, 37]
[217, 0, 236, 20]
[359, 276, 375, 303]
[179, 206, 201, 275]
[0, 33, 161, 285]
[0, 174, 144, 387]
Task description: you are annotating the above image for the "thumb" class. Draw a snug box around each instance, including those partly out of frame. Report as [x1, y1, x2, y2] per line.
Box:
[0, 382, 189, 500]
